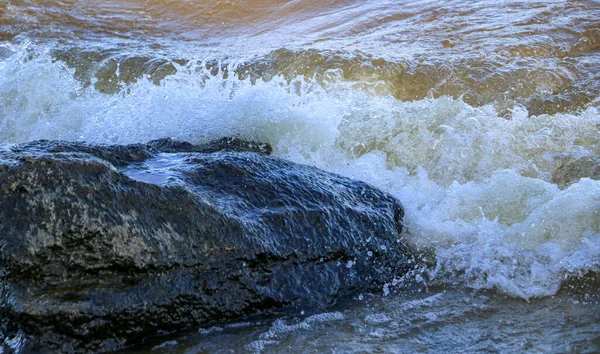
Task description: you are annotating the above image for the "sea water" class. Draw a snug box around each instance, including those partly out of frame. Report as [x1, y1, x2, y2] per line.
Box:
[1, 0, 599, 352]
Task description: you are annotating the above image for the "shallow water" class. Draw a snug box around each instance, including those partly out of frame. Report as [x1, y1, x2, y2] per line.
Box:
[1, 0, 599, 352]
[129, 281, 600, 354]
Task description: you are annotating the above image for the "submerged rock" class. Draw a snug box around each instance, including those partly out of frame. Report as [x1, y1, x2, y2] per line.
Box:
[0, 138, 410, 353]
[553, 155, 600, 188]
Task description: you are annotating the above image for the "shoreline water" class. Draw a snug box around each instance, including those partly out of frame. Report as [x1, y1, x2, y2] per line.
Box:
[1, 0, 599, 352]
[125, 281, 600, 353]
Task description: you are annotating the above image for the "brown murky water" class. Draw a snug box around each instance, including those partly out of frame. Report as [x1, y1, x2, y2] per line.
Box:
[1, 0, 599, 352]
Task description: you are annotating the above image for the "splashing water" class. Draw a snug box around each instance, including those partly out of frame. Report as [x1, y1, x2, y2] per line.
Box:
[2, 0, 600, 351]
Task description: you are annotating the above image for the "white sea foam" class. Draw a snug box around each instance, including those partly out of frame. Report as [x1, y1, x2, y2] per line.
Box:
[1, 46, 599, 299]
[259, 312, 345, 340]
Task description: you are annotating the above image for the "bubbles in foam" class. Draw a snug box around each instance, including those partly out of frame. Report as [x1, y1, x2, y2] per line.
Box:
[0, 44, 88, 142]
[400, 172, 600, 299]
[506, 178, 600, 250]
[246, 312, 345, 351]
[335, 98, 600, 186]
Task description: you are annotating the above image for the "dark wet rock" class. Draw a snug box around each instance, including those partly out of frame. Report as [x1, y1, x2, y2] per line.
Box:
[11, 137, 271, 167]
[0, 138, 410, 353]
[147, 136, 272, 155]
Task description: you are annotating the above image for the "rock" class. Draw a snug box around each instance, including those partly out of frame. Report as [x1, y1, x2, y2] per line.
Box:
[0, 138, 410, 353]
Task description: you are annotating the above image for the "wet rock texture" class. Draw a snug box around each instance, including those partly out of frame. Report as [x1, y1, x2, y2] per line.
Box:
[0, 138, 410, 353]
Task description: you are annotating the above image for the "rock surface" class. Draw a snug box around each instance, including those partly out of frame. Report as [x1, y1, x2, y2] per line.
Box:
[0, 138, 410, 353]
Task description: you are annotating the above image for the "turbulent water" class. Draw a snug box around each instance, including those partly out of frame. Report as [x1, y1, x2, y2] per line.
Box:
[1, 0, 600, 352]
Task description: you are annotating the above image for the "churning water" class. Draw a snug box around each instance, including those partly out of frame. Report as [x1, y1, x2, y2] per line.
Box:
[1, 0, 599, 352]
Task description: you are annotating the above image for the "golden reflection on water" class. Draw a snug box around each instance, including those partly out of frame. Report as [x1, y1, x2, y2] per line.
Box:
[2, 0, 599, 114]
[3, 0, 598, 50]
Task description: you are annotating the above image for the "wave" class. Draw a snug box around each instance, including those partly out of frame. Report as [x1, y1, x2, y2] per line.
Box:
[1, 43, 599, 299]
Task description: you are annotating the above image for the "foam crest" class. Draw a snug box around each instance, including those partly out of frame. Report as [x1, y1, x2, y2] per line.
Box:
[335, 98, 600, 186]
[398, 172, 600, 299]
[0, 44, 89, 142]
[0, 48, 346, 152]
